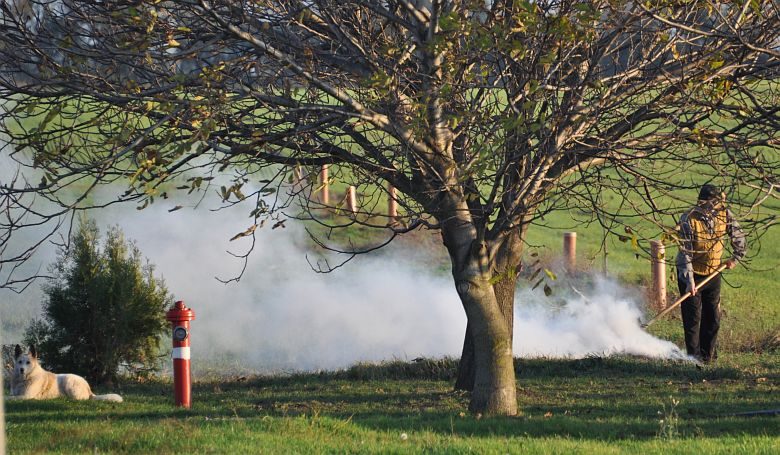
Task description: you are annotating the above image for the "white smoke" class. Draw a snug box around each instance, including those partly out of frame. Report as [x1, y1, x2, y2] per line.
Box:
[84, 200, 467, 374]
[1, 185, 689, 374]
[514, 283, 687, 359]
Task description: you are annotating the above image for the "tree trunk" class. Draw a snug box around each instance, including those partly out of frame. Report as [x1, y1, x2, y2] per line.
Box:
[456, 277, 517, 416]
[455, 274, 518, 391]
[454, 323, 475, 390]
[439, 200, 522, 415]
[455, 226, 525, 392]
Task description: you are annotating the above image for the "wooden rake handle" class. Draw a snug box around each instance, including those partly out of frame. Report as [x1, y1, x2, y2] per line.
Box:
[641, 263, 728, 329]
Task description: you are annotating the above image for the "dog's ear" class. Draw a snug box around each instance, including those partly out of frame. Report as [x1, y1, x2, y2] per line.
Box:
[14, 344, 22, 359]
[29, 345, 37, 358]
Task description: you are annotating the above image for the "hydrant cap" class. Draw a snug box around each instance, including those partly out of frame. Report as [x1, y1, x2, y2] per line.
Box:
[166, 300, 195, 322]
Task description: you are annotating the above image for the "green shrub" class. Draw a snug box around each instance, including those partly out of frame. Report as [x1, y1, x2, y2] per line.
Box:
[24, 217, 171, 385]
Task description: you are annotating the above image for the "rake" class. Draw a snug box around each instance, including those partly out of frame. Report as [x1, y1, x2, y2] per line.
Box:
[641, 263, 728, 329]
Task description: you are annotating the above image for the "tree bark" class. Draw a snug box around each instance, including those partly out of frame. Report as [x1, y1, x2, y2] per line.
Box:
[457, 277, 517, 416]
[454, 323, 476, 391]
[455, 228, 525, 392]
[455, 274, 518, 391]
[439, 196, 521, 415]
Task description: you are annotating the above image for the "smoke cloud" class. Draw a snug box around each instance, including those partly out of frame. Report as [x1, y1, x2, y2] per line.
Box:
[96, 201, 466, 374]
[1, 187, 688, 375]
[514, 283, 687, 359]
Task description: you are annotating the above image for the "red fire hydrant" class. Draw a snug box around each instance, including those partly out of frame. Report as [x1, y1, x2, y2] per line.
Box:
[166, 301, 195, 408]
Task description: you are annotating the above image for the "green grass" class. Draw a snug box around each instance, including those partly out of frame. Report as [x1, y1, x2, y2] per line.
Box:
[6, 355, 778, 453]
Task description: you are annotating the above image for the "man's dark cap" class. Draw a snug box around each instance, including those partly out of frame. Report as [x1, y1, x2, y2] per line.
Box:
[698, 184, 721, 201]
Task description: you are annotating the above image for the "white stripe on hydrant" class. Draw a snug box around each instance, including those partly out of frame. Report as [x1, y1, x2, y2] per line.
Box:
[172, 347, 190, 360]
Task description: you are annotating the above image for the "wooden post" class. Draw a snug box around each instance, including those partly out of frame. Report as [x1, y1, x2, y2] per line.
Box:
[563, 232, 577, 273]
[388, 184, 398, 222]
[294, 165, 303, 184]
[319, 164, 329, 205]
[347, 185, 357, 214]
[601, 226, 609, 276]
[650, 240, 667, 309]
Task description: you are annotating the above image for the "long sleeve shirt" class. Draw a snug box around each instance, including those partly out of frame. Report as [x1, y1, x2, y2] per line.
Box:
[675, 201, 747, 285]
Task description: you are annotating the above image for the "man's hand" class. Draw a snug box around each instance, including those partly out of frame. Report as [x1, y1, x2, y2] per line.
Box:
[725, 258, 738, 270]
[687, 280, 697, 296]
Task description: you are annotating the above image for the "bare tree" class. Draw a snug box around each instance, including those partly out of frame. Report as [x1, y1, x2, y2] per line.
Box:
[0, 0, 778, 415]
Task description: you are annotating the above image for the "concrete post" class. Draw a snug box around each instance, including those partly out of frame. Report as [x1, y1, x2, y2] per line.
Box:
[563, 232, 577, 273]
[347, 185, 357, 214]
[320, 164, 329, 205]
[650, 240, 667, 309]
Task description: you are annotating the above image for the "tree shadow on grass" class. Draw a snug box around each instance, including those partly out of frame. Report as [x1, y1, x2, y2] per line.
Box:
[8, 397, 777, 442]
[5, 357, 776, 442]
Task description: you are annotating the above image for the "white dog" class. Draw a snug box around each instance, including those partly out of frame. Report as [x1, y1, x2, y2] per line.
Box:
[8, 345, 123, 403]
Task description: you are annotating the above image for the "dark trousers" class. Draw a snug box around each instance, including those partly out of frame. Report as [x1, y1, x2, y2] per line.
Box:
[677, 271, 722, 361]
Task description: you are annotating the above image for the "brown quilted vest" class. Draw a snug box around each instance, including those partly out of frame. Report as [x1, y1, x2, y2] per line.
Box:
[686, 204, 728, 275]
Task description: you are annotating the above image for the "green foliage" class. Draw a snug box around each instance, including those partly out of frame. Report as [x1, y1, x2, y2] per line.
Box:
[24, 218, 171, 384]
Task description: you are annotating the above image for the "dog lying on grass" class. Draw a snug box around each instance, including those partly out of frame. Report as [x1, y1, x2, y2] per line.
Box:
[8, 345, 123, 403]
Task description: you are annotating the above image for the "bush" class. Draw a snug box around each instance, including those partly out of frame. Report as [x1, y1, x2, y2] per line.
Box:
[24, 217, 171, 385]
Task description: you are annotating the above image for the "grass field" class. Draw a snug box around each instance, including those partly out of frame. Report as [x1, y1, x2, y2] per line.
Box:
[5, 355, 778, 453]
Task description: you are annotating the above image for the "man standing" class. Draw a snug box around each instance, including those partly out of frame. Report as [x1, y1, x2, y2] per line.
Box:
[676, 184, 746, 363]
